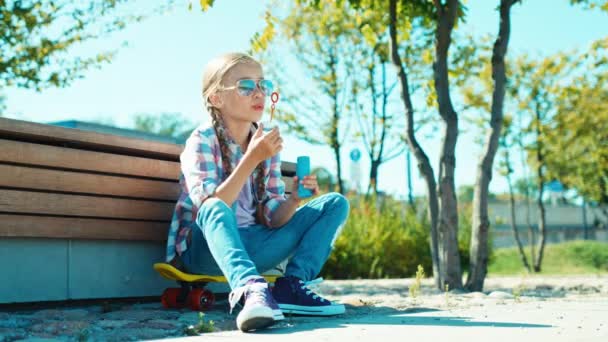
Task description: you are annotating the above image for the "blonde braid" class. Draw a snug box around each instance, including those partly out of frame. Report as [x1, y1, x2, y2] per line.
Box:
[208, 107, 233, 179]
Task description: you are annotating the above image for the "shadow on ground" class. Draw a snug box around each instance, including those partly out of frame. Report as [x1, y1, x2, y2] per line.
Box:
[258, 305, 552, 335]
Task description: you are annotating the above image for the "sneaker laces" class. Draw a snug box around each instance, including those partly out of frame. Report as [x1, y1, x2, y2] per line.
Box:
[298, 277, 327, 302]
[228, 281, 269, 314]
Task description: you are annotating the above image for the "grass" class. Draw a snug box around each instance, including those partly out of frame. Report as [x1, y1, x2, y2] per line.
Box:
[488, 240, 608, 275]
[184, 312, 215, 335]
[409, 264, 425, 302]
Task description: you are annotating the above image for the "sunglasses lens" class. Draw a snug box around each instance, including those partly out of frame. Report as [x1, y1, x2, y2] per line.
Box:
[259, 80, 274, 96]
[237, 79, 256, 96]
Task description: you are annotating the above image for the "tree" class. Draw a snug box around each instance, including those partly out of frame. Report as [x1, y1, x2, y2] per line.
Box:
[543, 38, 608, 213]
[387, 0, 458, 289]
[348, 5, 431, 196]
[497, 115, 532, 272]
[262, 0, 455, 289]
[509, 49, 582, 272]
[252, 1, 360, 194]
[355, 43, 406, 196]
[0, 1, 157, 90]
[465, 0, 519, 291]
[427, 0, 465, 290]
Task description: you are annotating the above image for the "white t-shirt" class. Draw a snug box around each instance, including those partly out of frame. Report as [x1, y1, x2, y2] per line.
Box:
[235, 176, 257, 227]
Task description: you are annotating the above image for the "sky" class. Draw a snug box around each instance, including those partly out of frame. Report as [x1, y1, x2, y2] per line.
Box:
[3, 0, 608, 199]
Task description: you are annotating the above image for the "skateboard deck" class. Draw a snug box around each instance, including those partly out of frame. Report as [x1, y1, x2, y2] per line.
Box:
[153, 263, 280, 311]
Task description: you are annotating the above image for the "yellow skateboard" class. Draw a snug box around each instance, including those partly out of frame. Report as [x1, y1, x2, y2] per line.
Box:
[153, 263, 280, 311]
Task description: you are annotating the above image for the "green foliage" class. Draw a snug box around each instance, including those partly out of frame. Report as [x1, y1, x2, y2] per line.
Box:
[312, 166, 336, 193]
[458, 202, 495, 271]
[563, 241, 608, 270]
[132, 112, 196, 141]
[184, 312, 215, 335]
[457, 185, 475, 203]
[321, 194, 491, 279]
[489, 241, 608, 275]
[542, 38, 608, 204]
[322, 194, 432, 279]
[569, 0, 608, 12]
[0, 1, 153, 90]
[458, 202, 472, 270]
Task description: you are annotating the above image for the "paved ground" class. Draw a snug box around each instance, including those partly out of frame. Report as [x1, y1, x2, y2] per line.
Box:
[1, 275, 607, 341]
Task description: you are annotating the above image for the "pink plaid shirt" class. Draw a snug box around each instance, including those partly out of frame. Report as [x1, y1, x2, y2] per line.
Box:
[165, 122, 287, 262]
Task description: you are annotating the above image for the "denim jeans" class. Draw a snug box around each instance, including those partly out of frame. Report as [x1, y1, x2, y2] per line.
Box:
[180, 192, 350, 290]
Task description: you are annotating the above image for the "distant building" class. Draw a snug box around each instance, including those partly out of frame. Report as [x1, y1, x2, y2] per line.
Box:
[49, 120, 186, 145]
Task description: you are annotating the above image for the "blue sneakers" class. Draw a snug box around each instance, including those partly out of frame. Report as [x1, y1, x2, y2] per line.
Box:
[229, 277, 284, 332]
[272, 276, 345, 316]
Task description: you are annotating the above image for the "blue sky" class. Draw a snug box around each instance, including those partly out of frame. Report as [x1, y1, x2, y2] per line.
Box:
[3, 0, 607, 199]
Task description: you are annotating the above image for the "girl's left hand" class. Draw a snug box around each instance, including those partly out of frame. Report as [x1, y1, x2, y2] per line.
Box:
[290, 175, 319, 201]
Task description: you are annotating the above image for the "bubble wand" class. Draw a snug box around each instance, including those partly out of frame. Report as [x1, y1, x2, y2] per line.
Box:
[270, 91, 279, 122]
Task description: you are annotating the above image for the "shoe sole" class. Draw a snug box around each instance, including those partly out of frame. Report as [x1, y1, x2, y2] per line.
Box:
[239, 316, 276, 332]
[273, 309, 285, 321]
[278, 303, 345, 316]
[237, 306, 276, 332]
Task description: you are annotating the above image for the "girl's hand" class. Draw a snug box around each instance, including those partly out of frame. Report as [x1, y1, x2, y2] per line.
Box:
[247, 123, 283, 163]
[290, 175, 319, 202]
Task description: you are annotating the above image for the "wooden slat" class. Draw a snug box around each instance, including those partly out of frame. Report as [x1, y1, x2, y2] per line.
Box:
[281, 161, 296, 176]
[0, 139, 180, 180]
[0, 214, 167, 241]
[0, 117, 182, 160]
[0, 190, 174, 221]
[0, 164, 179, 200]
[282, 175, 294, 194]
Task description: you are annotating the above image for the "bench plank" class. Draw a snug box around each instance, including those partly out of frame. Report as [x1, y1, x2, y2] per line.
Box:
[0, 214, 167, 241]
[0, 164, 180, 200]
[0, 189, 174, 221]
[283, 175, 294, 193]
[0, 139, 180, 180]
[0, 117, 182, 160]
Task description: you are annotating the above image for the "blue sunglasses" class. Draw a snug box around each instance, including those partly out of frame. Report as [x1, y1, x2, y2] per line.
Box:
[224, 78, 274, 97]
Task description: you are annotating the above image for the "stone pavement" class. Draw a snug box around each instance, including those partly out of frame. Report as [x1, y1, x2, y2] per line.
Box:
[1, 275, 606, 341]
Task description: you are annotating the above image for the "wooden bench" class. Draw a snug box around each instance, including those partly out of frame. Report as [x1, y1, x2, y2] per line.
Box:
[0, 117, 295, 304]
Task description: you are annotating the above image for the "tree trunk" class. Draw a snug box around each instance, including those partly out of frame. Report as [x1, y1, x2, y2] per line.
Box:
[389, 0, 441, 288]
[534, 164, 547, 272]
[433, 0, 462, 290]
[582, 200, 588, 240]
[369, 160, 380, 195]
[533, 107, 547, 272]
[407, 150, 415, 207]
[466, 0, 515, 291]
[334, 144, 344, 194]
[516, 111, 536, 267]
[327, 49, 345, 195]
[505, 150, 531, 271]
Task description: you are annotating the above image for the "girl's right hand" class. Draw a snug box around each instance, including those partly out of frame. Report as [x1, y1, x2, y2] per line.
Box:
[247, 123, 283, 162]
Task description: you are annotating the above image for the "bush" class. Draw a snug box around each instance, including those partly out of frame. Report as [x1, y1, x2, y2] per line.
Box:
[488, 240, 608, 275]
[458, 202, 495, 272]
[321, 194, 432, 279]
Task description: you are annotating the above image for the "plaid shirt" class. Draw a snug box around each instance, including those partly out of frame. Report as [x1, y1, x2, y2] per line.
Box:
[165, 122, 287, 262]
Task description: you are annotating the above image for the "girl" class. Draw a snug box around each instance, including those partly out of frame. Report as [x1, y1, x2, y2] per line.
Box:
[165, 52, 350, 332]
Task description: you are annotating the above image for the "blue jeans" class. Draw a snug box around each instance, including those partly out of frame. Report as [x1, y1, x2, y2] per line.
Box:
[180, 192, 350, 290]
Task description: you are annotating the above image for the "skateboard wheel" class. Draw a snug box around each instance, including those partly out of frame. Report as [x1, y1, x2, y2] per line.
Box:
[161, 288, 183, 308]
[189, 288, 215, 311]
